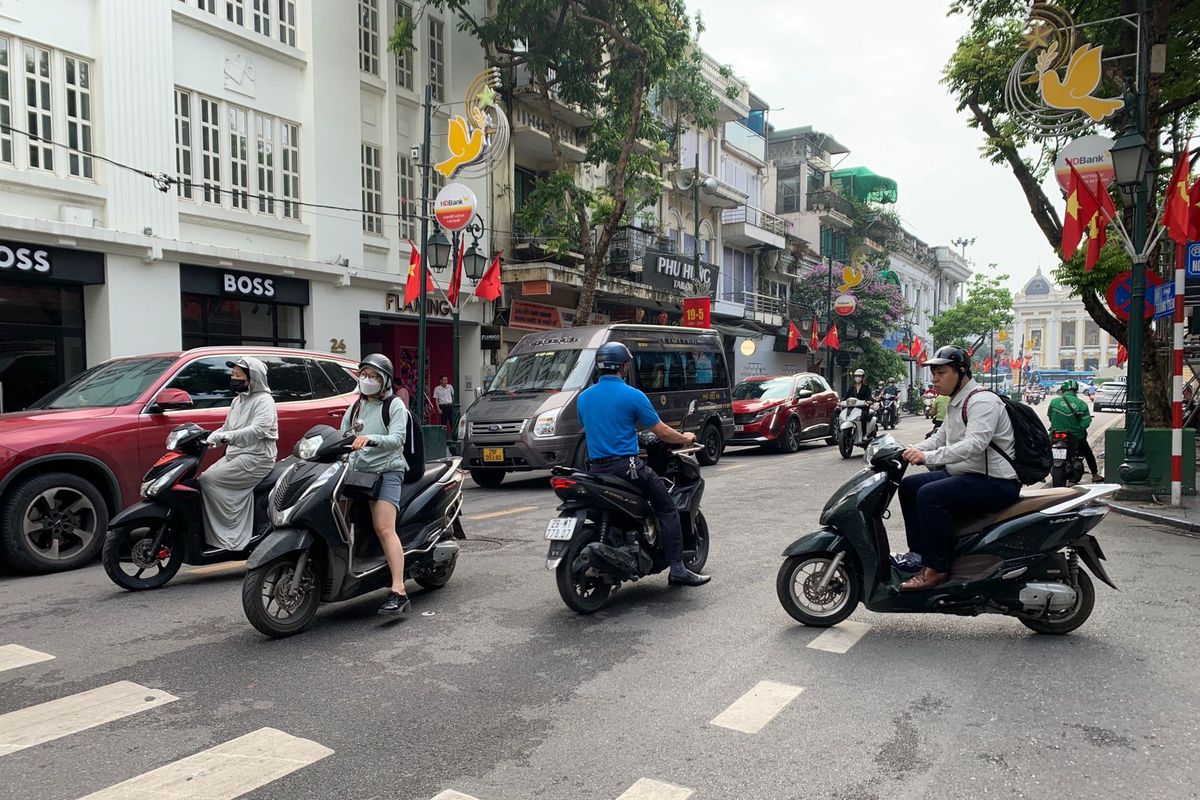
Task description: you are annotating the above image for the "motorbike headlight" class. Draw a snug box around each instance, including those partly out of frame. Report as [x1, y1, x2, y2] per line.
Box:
[533, 408, 561, 438]
[297, 434, 323, 461]
[164, 428, 192, 451]
[141, 462, 188, 498]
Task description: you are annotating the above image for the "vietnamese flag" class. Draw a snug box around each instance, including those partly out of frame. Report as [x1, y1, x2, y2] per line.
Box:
[787, 321, 800, 351]
[1062, 161, 1100, 259]
[447, 239, 465, 306]
[917, 349, 927, 367]
[983, 355, 993, 372]
[1085, 186, 1118, 272]
[909, 338, 922, 357]
[810, 318, 820, 352]
[403, 240, 433, 305]
[474, 251, 503, 301]
[895, 340, 906, 353]
[1115, 343, 1128, 366]
[1189, 176, 1200, 240]
[1161, 148, 1195, 245]
[820, 325, 839, 350]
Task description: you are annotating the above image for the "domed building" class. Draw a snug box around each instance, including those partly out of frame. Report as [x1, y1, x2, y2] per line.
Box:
[1011, 268, 1119, 372]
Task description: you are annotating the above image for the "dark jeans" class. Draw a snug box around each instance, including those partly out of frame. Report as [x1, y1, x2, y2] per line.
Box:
[439, 403, 454, 434]
[898, 470, 1021, 573]
[1074, 435, 1099, 475]
[590, 456, 684, 564]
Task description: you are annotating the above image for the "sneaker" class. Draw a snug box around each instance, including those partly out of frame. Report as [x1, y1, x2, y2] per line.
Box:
[378, 591, 410, 616]
[1091, 474, 1105, 483]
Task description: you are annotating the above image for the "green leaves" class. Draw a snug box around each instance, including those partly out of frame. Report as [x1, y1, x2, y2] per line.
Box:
[929, 272, 1015, 348]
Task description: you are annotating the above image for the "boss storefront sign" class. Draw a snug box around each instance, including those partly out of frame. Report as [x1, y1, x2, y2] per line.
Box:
[0, 244, 51, 273]
[222, 272, 276, 298]
[0, 241, 104, 284]
[181, 265, 310, 305]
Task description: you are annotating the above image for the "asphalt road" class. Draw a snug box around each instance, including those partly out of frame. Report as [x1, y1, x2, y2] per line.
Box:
[1, 412, 1197, 800]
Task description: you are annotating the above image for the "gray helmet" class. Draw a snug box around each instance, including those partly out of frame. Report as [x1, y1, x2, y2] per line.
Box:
[595, 342, 633, 371]
[358, 353, 394, 387]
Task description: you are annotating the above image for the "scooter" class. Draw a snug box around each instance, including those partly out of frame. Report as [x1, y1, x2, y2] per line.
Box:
[241, 424, 465, 638]
[776, 435, 1119, 635]
[878, 395, 899, 430]
[102, 423, 287, 591]
[835, 398, 878, 459]
[1049, 430, 1086, 487]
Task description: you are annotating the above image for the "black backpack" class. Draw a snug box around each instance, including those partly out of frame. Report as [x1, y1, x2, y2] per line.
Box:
[349, 396, 425, 484]
[963, 389, 1052, 485]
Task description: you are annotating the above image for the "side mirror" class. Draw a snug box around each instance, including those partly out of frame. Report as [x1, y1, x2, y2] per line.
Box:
[686, 399, 697, 416]
[796, 390, 813, 400]
[150, 388, 193, 413]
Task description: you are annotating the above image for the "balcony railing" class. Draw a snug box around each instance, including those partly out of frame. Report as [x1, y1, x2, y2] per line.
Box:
[721, 205, 792, 237]
[608, 225, 675, 270]
[806, 189, 856, 220]
[724, 120, 766, 161]
[511, 101, 587, 148]
[742, 291, 786, 317]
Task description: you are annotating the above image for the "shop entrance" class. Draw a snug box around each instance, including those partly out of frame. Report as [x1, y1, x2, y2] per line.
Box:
[360, 313, 453, 422]
[180, 265, 310, 350]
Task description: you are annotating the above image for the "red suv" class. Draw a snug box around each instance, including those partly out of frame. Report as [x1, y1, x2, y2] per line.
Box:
[0, 347, 360, 573]
[729, 373, 840, 452]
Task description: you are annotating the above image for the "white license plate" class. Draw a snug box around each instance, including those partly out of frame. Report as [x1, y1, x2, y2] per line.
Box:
[544, 517, 578, 541]
[1052, 448, 1067, 459]
[734, 424, 745, 432]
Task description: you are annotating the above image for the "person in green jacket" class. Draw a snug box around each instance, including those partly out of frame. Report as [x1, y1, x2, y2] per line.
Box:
[1048, 380, 1102, 482]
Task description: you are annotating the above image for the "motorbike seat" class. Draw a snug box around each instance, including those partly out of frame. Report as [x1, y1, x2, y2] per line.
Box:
[254, 460, 291, 496]
[952, 488, 1077, 537]
[585, 472, 646, 494]
[396, 461, 455, 523]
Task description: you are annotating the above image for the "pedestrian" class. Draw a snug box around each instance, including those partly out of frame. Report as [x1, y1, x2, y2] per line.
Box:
[433, 374, 455, 435]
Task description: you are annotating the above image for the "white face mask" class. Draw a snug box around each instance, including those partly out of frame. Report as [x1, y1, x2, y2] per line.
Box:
[854, 375, 863, 383]
[358, 377, 383, 396]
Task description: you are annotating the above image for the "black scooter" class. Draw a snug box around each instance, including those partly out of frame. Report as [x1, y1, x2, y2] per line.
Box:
[102, 423, 287, 590]
[544, 432, 709, 614]
[1049, 430, 1086, 487]
[878, 394, 899, 429]
[241, 425, 465, 638]
[776, 435, 1119, 635]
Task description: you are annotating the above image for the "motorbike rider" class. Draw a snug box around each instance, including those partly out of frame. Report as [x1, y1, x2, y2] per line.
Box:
[844, 368, 874, 433]
[340, 353, 412, 616]
[1049, 379, 1103, 482]
[897, 346, 1021, 591]
[576, 342, 710, 587]
[199, 357, 278, 551]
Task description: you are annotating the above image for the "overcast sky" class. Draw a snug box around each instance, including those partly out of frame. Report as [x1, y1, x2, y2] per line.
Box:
[688, 0, 1052, 294]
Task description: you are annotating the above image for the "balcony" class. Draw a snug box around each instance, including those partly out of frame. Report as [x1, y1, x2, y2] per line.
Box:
[512, 101, 588, 171]
[741, 291, 785, 327]
[701, 51, 750, 123]
[721, 205, 789, 249]
[510, 216, 585, 267]
[806, 189, 855, 230]
[670, 167, 746, 210]
[512, 63, 591, 127]
[724, 120, 766, 162]
[608, 225, 674, 274]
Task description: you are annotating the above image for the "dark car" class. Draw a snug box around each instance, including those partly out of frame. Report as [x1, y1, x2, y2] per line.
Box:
[0, 347, 360, 573]
[729, 373, 840, 452]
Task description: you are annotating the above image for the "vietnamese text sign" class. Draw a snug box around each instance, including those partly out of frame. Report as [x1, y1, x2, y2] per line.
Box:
[1152, 283, 1176, 319]
[642, 251, 717, 298]
[434, 183, 477, 231]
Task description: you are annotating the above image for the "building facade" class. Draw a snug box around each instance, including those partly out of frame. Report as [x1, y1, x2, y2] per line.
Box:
[1012, 268, 1118, 372]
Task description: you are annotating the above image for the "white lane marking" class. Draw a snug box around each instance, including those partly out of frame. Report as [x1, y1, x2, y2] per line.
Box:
[466, 505, 539, 521]
[717, 463, 745, 472]
[78, 727, 333, 799]
[0, 645, 55, 673]
[188, 560, 247, 575]
[0, 681, 177, 756]
[709, 680, 804, 734]
[430, 792, 483, 800]
[807, 620, 872, 654]
[615, 778, 694, 800]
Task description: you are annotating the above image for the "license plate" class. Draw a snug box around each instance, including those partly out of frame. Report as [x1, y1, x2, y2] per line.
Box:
[1052, 448, 1067, 459]
[545, 517, 578, 541]
[734, 424, 744, 432]
[483, 447, 505, 463]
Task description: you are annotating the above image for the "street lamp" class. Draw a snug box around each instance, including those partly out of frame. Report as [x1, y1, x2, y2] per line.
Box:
[1110, 126, 1150, 205]
[427, 230, 452, 273]
[464, 243, 488, 281]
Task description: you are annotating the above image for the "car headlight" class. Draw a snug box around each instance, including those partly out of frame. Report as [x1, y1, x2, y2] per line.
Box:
[141, 463, 188, 498]
[753, 406, 778, 423]
[457, 414, 468, 441]
[533, 408, 561, 437]
[297, 434, 323, 460]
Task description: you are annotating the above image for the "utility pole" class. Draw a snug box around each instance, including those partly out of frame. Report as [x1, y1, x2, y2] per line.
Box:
[416, 83, 433, 424]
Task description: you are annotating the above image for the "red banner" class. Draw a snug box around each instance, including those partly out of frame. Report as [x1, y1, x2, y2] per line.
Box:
[682, 297, 711, 329]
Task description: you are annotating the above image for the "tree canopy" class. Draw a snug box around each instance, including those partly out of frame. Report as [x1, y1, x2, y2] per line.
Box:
[929, 271, 1015, 350]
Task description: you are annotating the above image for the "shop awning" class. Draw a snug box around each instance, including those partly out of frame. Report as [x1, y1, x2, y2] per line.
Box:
[712, 322, 765, 340]
[831, 167, 898, 204]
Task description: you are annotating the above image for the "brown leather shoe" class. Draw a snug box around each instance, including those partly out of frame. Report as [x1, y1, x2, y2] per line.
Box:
[899, 567, 950, 592]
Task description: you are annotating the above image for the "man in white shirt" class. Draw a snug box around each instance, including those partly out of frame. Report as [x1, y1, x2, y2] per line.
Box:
[433, 375, 455, 435]
[897, 346, 1020, 591]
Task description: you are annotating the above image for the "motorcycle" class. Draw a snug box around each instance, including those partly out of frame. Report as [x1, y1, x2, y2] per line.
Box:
[835, 398, 878, 459]
[102, 423, 287, 591]
[1049, 430, 1086, 487]
[923, 395, 936, 419]
[776, 435, 1119, 635]
[879, 395, 899, 430]
[241, 425, 465, 638]
[544, 433, 709, 614]
[927, 419, 943, 439]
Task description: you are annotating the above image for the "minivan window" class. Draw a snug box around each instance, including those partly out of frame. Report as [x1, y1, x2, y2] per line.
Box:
[489, 349, 595, 393]
[684, 349, 725, 389]
[31, 356, 177, 410]
[166, 357, 235, 409]
[634, 351, 686, 391]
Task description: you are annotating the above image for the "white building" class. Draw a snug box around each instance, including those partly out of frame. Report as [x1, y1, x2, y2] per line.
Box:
[1012, 268, 1118, 372]
[0, 0, 493, 412]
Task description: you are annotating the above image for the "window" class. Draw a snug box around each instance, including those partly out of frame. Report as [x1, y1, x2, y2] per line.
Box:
[721, 247, 754, 302]
[1084, 357, 1099, 371]
[684, 350, 725, 390]
[777, 177, 800, 214]
[319, 360, 359, 394]
[0, 38, 12, 164]
[306, 359, 338, 398]
[167, 356, 235, 410]
[24, 44, 52, 171]
[280, 121, 299, 219]
[1060, 358, 1075, 372]
[225, 0, 244, 26]
[1060, 320, 1076, 348]
[173, 89, 193, 198]
[633, 351, 686, 392]
[430, 167, 445, 198]
[256, 114, 274, 213]
[277, 0, 296, 46]
[1085, 320, 1099, 347]
[181, 297, 305, 350]
[361, 143, 382, 234]
[397, 153, 416, 240]
[64, 56, 93, 178]
[228, 105, 249, 210]
[262, 356, 314, 403]
[428, 16, 445, 100]
[359, 0, 380, 76]
[199, 96, 221, 204]
[252, 0, 270, 36]
[1030, 329, 1042, 349]
[196, 0, 216, 12]
[394, 1, 414, 89]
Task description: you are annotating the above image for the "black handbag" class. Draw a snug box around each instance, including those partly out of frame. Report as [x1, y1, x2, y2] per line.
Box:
[342, 469, 380, 495]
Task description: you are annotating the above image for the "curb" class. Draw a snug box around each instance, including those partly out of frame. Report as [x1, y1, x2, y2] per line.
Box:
[1101, 499, 1200, 540]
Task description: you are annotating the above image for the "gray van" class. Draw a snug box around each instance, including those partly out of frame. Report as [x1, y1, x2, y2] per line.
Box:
[458, 324, 733, 487]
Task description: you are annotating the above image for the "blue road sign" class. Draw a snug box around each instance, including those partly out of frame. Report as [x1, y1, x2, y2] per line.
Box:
[1188, 242, 1200, 278]
[1152, 282, 1175, 319]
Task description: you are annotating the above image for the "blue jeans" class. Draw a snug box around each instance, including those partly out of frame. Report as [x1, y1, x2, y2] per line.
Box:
[898, 470, 1021, 573]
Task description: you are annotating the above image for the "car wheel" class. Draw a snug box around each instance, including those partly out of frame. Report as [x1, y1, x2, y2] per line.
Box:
[697, 424, 723, 466]
[825, 415, 838, 446]
[775, 417, 802, 453]
[469, 469, 506, 488]
[1, 472, 108, 574]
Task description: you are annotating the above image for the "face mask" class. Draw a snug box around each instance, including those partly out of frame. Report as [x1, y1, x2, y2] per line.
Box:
[854, 376, 863, 383]
[359, 377, 383, 395]
[231, 378, 250, 393]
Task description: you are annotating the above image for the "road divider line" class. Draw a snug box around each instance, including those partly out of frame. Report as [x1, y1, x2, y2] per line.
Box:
[0, 645, 55, 673]
[807, 620, 872, 654]
[615, 778, 694, 799]
[78, 726, 333, 799]
[430, 792, 484, 800]
[709, 680, 804, 734]
[0, 681, 177, 756]
[188, 560, 247, 575]
[466, 506, 539, 521]
[717, 463, 745, 472]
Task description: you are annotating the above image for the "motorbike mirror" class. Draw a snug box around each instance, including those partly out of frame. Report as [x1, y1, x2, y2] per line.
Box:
[687, 399, 697, 416]
[796, 390, 813, 400]
[150, 388, 193, 413]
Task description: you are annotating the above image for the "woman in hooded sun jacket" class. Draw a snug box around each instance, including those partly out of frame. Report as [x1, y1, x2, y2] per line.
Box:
[199, 357, 278, 550]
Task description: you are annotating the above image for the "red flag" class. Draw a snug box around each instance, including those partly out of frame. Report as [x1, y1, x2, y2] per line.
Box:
[983, 355, 993, 372]
[1162, 148, 1195, 245]
[1189, 177, 1200, 240]
[1084, 186, 1118, 272]
[403, 240, 430, 305]
[1062, 161, 1100, 259]
[810, 318, 820, 352]
[447, 239, 465, 306]
[917, 349, 927, 367]
[1115, 344, 1128, 366]
[820, 325, 839, 350]
[895, 340, 906, 353]
[909, 338, 921, 357]
[474, 252, 503, 301]
[787, 321, 800, 351]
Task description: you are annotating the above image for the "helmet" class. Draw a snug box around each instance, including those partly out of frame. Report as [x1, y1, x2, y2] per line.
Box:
[595, 342, 632, 372]
[853, 369, 865, 377]
[924, 345, 972, 376]
[358, 353, 394, 387]
[1061, 379, 1078, 393]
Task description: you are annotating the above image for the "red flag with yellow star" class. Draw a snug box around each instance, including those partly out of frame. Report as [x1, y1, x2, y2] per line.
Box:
[810, 318, 820, 352]
[1062, 161, 1099, 259]
[820, 325, 839, 350]
[1162, 149, 1195, 245]
[1085, 184, 1118, 272]
[787, 321, 800, 351]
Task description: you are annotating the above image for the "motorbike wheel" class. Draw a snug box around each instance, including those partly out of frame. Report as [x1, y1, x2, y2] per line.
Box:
[838, 429, 854, 459]
[684, 512, 710, 573]
[776, 552, 861, 627]
[775, 418, 802, 454]
[1050, 464, 1066, 488]
[242, 554, 320, 638]
[102, 522, 184, 591]
[1019, 570, 1095, 635]
[415, 559, 456, 590]
[555, 525, 612, 615]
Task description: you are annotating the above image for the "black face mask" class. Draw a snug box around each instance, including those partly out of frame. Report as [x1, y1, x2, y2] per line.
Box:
[231, 378, 250, 393]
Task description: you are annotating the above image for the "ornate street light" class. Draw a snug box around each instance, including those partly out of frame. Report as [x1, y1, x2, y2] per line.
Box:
[427, 230, 452, 273]
[464, 243, 488, 281]
[1110, 126, 1150, 207]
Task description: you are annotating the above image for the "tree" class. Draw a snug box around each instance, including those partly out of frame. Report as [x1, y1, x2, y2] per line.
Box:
[943, 0, 1200, 427]
[789, 258, 907, 338]
[850, 338, 907, 386]
[929, 271, 1015, 349]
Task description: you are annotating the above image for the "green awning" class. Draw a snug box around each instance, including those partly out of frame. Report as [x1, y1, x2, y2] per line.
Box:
[831, 167, 898, 204]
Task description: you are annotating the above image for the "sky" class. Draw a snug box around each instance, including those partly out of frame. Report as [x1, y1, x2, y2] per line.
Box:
[687, 0, 1053, 295]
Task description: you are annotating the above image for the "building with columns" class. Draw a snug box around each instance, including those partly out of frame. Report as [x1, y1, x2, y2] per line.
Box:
[1012, 268, 1118, 372]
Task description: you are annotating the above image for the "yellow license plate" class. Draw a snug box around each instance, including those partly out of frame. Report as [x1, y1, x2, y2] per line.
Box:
[483, 447, 505, 462]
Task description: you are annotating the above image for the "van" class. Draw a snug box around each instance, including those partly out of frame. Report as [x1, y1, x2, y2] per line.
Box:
[458, 325, 733, 487]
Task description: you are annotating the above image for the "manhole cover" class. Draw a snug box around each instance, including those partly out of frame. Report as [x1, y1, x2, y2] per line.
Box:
[458, 537, 504, 552]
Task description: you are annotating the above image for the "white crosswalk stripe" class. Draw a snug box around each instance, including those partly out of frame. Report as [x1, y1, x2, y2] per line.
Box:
[615, 778, 694, 800]
[0, 681, 177, 756]
[807, 620, 872, 653]
[78, 727, 333, 800]
[709, 680, 805, 734]
[0, 645, 55, 673]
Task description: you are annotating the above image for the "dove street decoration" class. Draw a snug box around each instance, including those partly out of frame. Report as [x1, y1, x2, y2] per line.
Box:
[435, 68, 510, 179]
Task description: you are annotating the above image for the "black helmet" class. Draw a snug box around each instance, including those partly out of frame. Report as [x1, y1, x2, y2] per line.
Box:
[924, 345, 972, 377]
[358, 353, 394, 387]
[595, 342, 632, 372]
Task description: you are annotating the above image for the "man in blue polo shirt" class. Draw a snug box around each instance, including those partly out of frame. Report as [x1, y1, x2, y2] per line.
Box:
[576, 342, 711, 587]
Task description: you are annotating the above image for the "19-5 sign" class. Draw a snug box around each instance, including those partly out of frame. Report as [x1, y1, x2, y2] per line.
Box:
[434, 182, 477, 231]
[682, 297, 711, 328]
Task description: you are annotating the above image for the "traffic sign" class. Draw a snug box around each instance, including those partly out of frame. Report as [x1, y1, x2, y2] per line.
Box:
[1106, 269, 1163, 321]
[1152, 283, 1175, 319]
[1188, 242, 1200, 278]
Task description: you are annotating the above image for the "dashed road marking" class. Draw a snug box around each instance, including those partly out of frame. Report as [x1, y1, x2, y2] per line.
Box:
[430, 792, 483, 800]
[807, 620, 872, 654]
[709, 680, 805, 734]
[188, 560, 247, 575]
[0, 681, 177, 756]
[78, 727, 333, 799]
[466, 506, 539, 521]
[717, 463, 745, 472]
[0, 645, 55, 673]
[615, 778, 694, 799]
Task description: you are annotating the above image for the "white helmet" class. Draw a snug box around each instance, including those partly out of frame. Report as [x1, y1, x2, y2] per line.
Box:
[853, 369, 865, 377]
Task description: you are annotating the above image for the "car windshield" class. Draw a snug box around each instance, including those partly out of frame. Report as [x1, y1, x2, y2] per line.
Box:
[733, 378, 792, 401]
[30, 357, 176, 410]
[488, 349, 595, 393]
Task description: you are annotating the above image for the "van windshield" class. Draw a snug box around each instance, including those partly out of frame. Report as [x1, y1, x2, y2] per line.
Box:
[31, 356, 177, 410]
[489, 349, 595, 393]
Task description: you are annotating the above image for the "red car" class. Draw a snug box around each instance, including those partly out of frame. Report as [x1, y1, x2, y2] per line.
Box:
[0, 347, 360, 574]
[729, 373, 840, 452]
